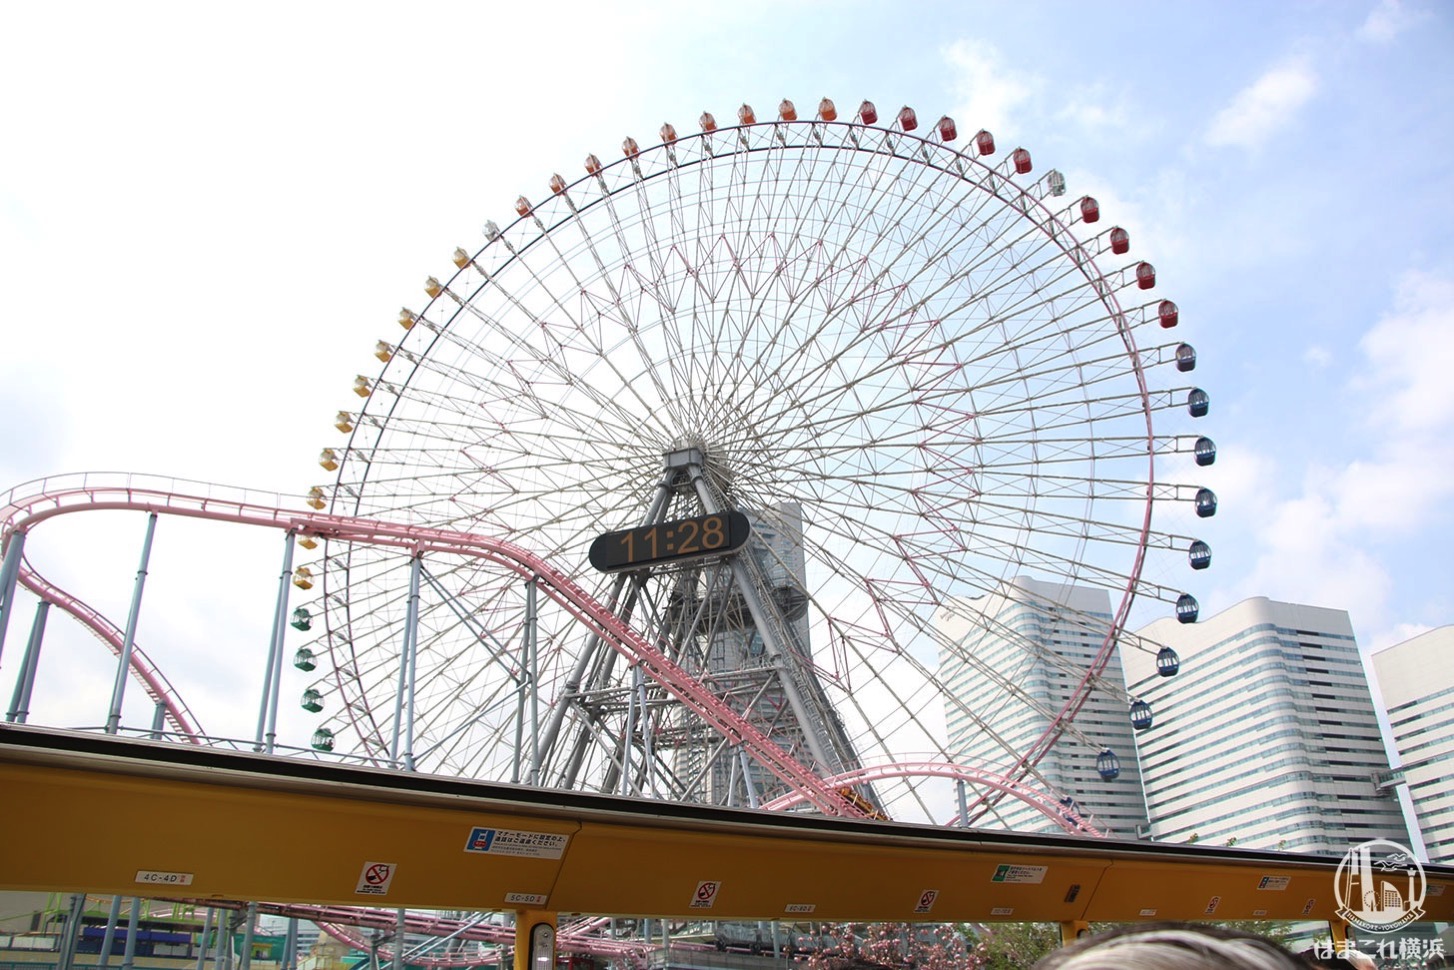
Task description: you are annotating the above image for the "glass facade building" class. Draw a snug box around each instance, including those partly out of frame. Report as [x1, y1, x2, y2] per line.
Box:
[1372, 625, 1454, 862]
[1127, 597, 1408, 854]
[938, 577, 1149, 838]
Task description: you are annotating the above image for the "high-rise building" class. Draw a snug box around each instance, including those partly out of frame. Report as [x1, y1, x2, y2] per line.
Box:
[938, 576, 1149, 838]
[1371, 625, 1454, 862]
[1126, 597, 1408, 853]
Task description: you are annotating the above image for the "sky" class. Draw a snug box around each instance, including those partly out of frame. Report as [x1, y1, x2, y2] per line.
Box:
[1, 0, 1451, 740]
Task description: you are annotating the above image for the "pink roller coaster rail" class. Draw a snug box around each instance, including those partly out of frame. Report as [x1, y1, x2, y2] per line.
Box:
[0, 475, 860, 817]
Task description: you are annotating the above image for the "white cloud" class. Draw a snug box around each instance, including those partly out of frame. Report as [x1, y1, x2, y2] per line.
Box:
[1205, 61, 1319, 150]
[1369, 621, 1435, 652]
[1355, 271, 1454, 436]
[942, 39, 1040, 143]
[1216, 270, 1454, 640]
[1357, 0, 1425, 43]
[1304, 345, 1333, 367]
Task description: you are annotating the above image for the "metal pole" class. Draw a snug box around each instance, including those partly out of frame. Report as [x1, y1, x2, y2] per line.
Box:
[7, 600, 49, 723]
[526, 577, 539, 785]
[119, 899, 141, 970]
[284, 917, 298, 970]
[738, 747, 761, 808]
[238, 904, 257, 970]
[97, 895, 123, 969]
[620, 663, 638, 796]
[57, 893, 86, 970]
[392, 909, 407, 970]
[259, 532, 296, 753]
[195, 909, 215, 970]
[0, 529, 28, 665]
[106, 513, 159, 734]
[390, 554, 421, 769]
[956, 779, 970, 828]
[639, 669, 654, 797]
[403, 555, 421, 772]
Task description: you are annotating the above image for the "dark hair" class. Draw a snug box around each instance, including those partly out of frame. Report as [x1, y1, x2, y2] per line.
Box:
[1032, 922, 1311, 970]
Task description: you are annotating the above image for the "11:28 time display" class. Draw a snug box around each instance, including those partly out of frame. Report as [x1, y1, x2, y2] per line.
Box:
[589, 511, 751, 573]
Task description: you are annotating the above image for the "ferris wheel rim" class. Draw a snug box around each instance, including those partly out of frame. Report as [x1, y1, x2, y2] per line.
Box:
[305, 99, 1199, 827]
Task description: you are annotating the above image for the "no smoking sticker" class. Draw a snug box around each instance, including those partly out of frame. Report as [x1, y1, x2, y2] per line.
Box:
[356, 861, 397, 896]
[914, 890, 938, 914]
[690, 880, 721, 909]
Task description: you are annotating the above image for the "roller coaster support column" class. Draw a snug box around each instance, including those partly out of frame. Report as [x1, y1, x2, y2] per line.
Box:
[194, 909, 215, 970]
[526, 576, 539, 785]
[106, 513, 158, 734]
[120, 899, 142, 970]
[1060, 921, 1092, 946]
[257, 531, 296, 753]
[956, 779, 970, 828]
[238, 903, 258, 970]
[56, 893, 85, 970]
[391, 553, 422, 771]
[96, 895, 123, 969]
[513, 911, 556, 970]
[1329, 919, 1350, 955]
[0, 529, 26, 664]
[6, 600, 49, 722]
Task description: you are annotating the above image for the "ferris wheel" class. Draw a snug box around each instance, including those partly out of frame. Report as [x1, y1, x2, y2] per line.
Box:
[296, 98, 1215, 830]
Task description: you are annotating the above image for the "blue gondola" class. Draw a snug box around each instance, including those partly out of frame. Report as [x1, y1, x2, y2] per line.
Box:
[1156, 645, 1181, 676]
[1194, 436, 1216, 466]
[1175, 343, 1197, 372]
[1096, 747, 1121, 781]
[1188, 539, 1212, 570]
[1187, 388, 1210, 417]
[1195, 487, 1218, 518]
[1175, 592, 1200, 623]
[1130, 699, 1154, 731]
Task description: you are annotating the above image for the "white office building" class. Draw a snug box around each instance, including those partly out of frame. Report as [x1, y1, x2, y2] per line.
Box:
[1372, 625, 1454, 862]
[1126, 597, 1408, 853]
[938, 577, 1149, 838]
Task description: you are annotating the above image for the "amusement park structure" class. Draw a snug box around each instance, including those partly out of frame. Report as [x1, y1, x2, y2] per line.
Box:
[0, 97, 1218, 965]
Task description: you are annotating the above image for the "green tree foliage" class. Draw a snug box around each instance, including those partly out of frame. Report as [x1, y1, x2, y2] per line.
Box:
[964, 922, 1062, 969]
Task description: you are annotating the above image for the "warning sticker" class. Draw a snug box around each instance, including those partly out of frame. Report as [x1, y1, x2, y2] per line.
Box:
[1257, 875, 1291, 891]
[464, 827, 569, 859]
[1301, 898, 1317, 915]
[991, 864, 1047, 885]
[990, 907, 1014, 917]
[914, 890, 938, 914]
[356, 862, 396, 896]
[690, 881, 721, 909]
[1204, 896, 1221, 915]
[784, 904, 815, 914]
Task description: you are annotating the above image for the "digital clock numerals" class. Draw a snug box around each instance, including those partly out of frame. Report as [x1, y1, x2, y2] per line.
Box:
[589, 511, 750, 572]
[618, 515, 727, 561]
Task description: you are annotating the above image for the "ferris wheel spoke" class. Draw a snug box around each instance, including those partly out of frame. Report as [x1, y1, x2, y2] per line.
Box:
[308, 103, 1211, 831]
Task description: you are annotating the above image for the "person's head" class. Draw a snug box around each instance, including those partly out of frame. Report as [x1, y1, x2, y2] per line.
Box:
[1298, 945, 1379, 970]
[1031, 922, 1309, 970]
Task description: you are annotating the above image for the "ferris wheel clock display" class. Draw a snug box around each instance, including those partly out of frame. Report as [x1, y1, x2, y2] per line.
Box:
[300, 97, 1216, 829]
